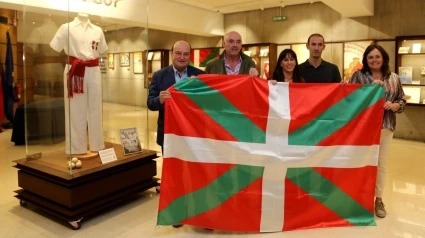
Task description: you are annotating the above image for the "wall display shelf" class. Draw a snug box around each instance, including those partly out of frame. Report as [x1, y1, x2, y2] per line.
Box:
[394, 35, 425, 142]
[144, 49, 170, 88]
[14, 143, 159, 230]
[395, 36, 425, 105]
[242, 43, 277, 80]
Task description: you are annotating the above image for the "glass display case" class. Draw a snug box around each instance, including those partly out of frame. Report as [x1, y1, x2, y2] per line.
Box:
[9, 0, 160, 229]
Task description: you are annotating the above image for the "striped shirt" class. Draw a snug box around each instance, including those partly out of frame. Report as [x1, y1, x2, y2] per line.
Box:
[350, 71, 406, 131]
[224, 53, 242, 75]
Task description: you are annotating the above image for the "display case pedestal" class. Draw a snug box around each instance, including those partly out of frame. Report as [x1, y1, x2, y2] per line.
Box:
[73, 151, 98, 160]
[13, 143, 159, 230]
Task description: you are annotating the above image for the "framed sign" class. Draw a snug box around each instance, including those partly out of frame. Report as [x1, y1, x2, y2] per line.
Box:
[133, 52, 143, 74]
[108, 54, 114, 69]
[119, 127, 142, 155]
[343, 41, 374, 81]
[120, 52, 130, 67]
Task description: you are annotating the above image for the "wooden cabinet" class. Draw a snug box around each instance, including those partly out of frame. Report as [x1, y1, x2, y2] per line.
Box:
[242, 43, 277, 79]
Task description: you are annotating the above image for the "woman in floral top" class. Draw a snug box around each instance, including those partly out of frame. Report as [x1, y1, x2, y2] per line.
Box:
[349, 44, 406, 219]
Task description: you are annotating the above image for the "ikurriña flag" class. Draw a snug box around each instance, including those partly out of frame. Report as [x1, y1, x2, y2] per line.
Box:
[157, 74, 384, 232]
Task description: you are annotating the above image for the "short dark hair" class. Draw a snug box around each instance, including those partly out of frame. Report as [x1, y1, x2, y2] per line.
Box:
[307, 33, 325, 45]
[272, 49, 303, 82]
[171, 41, 192, 52]
[360, 44, 391, 78]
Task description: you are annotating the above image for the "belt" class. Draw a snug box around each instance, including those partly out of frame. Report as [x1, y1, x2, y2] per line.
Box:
[66, 56, 99, 98]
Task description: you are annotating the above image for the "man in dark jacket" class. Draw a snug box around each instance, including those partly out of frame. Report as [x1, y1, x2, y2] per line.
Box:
[205, 31, 258, 77]
[147, 40, 204, 152]
[147, 40, 209, 230]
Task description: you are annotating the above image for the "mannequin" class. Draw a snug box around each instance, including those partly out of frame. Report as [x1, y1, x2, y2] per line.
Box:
[50, 13, 108, 158]
[77, 13, 89, 25]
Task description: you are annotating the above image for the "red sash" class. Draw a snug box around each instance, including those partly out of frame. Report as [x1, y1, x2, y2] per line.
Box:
[67, 56, 99, 98]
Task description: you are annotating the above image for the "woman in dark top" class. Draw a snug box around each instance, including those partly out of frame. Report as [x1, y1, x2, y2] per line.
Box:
[270, 49, 305, 84]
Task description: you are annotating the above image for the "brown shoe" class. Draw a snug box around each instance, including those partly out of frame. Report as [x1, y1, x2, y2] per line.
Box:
[172, 224, 183, 228]
[375, 201, 386, 218]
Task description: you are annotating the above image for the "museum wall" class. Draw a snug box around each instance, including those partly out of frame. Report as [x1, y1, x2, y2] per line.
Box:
[224, 0, 425, 44]
[102, 27, 222, 107]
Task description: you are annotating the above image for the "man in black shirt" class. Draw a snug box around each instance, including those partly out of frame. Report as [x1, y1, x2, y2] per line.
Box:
[299, 33, 341, 83]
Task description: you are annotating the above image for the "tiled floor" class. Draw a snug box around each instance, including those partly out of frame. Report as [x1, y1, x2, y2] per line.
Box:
[0, 103, 424, 237]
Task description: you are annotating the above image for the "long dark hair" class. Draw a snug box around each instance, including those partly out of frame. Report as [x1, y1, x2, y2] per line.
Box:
[361, 44, 391, 78]
[272, 49, 302, 82]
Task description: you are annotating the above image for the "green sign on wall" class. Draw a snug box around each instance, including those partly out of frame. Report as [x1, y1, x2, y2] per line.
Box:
[272, 16, 287, 21]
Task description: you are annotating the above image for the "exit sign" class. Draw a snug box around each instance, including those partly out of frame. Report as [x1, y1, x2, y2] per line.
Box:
[272, 16, 287, 21]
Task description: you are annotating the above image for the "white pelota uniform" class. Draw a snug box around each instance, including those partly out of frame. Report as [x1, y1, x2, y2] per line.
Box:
[50, 17, 107, 154]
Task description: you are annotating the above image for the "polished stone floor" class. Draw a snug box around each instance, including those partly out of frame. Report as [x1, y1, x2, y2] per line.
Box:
[0, 102, 424, 237]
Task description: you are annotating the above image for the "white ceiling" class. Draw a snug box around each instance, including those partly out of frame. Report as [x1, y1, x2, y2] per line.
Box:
[171, 0, 318, 14]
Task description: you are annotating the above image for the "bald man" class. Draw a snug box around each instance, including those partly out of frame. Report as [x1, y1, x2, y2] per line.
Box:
[205, 31, 258, 77]
[147, 40, 204, 151]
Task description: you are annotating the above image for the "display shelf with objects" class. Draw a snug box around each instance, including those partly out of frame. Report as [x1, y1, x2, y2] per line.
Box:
[395, 35, 425, 106]
[394, 35, 425, 142]
[242, 43, 277, 80]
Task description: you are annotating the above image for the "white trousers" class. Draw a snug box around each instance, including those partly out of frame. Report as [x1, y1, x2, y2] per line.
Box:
[63, 64, 104, 154]
[375, 129, 393, 198]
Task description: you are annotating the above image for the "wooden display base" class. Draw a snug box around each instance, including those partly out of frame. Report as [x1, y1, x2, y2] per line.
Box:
[13, 143, 160, 230]
[71, 151, 98, 160]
